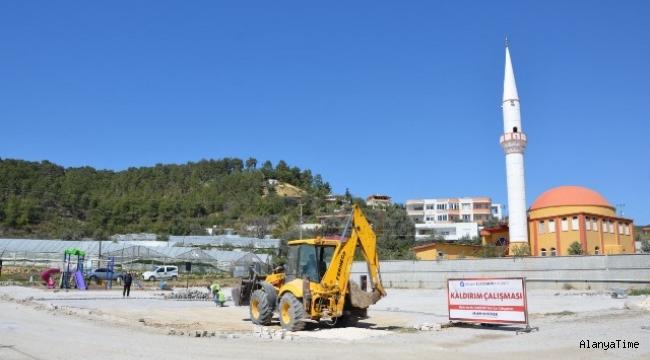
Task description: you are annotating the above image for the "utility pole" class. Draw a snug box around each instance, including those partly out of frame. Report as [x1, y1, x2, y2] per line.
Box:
[299, 204, 303, 239]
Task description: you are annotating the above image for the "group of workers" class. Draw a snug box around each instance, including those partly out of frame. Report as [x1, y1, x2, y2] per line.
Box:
[120, 270, 226, 307]
[208, 283, 227, 307]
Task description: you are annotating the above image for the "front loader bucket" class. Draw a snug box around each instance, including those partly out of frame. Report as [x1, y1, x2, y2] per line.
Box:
[233, 278, 255, 306]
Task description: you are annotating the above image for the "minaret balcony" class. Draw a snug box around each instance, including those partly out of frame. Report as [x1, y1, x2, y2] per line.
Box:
[500, 132, 527, 154]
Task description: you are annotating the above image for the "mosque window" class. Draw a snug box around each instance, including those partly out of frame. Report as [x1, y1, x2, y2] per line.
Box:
[513, 126, 518, 132]
[572, 216, 579, 230]
[585, 217, 591, 230]
[618, 223, 623, 234]
[594, 246, 600, 255]
[548, 220, 556, 233]
[561, 218, 568, 231]
[602, 220, 607, 232]
[550, 248, 557, 256]
[609, 221, 614, 233]
[625, 224, 630, 235]
[539, 221, 545, 233]
[540, 248, 547, 256]
[592, 218, 598, 231]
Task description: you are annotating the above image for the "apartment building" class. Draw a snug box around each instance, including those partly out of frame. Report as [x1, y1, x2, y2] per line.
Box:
[406, 197, 503, 241]
[366, 194, 392, 208]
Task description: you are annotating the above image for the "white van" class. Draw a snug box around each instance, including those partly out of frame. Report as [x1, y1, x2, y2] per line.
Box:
[142, 265, 178, 281]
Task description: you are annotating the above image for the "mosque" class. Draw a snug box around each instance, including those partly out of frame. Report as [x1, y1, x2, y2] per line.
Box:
[413, 40, 635, 259]
[482, 40, 635, 256]
[481, 185, 635, 256]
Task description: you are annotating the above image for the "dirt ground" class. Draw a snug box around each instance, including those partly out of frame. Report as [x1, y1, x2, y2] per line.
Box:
[1, 285, 649, 360]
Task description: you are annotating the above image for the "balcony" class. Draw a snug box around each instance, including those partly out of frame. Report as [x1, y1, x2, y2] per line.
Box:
[473, 208, 492, 215]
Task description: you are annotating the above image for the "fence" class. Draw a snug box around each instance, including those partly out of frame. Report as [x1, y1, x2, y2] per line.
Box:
[4, 249, 649, 290]
[0, 248, 269, 277]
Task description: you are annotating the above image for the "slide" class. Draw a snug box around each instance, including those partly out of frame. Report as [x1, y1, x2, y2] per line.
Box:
[74, 270, 87, 290]
[40, 268, 60, 289]
[40, 268, 60, 283]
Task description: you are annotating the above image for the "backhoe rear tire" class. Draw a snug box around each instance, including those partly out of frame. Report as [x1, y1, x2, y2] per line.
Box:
[250, 289, 273, 325]
[279, 293, 306, 331]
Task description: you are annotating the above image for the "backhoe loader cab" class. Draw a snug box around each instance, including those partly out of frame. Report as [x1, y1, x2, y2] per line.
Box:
[284, 242, 334, 284]
[234, 205, 387, 331]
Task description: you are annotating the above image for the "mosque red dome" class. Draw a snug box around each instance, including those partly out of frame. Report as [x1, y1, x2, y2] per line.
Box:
[530, 186, 612, 210]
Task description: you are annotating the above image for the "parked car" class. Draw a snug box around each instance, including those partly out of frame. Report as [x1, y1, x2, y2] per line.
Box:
[142, 265, 178, 281]
[85, 268, 124, 284]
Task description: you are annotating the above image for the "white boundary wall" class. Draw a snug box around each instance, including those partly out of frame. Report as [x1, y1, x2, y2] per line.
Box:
[351, 254, 650, 291]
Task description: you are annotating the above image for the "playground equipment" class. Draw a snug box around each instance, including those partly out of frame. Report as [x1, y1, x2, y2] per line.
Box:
[84, 257, 127, 290]
[41, 268, 60, 289]
[62, 249, 86, 290]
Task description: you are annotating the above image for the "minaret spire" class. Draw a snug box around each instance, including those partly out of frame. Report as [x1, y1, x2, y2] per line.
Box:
[499, 40, 529, 253]
[503, 42, 519, 107]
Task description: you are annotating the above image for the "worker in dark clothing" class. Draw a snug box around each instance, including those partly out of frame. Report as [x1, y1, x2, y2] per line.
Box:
[123, 271, 133, 298]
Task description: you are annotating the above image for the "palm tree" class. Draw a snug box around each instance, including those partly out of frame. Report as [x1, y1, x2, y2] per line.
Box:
[272, 215, 295, 238]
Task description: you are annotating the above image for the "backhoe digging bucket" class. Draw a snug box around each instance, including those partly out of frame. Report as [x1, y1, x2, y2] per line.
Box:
[349, 281, 383, 308]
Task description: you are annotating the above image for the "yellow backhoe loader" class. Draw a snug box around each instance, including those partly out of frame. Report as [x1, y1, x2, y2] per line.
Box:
[232, 204, 387, 331]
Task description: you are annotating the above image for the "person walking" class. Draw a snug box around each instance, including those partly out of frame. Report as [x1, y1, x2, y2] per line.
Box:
[123, 271, 133, 298]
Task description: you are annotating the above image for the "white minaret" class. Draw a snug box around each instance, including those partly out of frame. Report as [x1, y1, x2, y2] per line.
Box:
[499, 38, 529, 251]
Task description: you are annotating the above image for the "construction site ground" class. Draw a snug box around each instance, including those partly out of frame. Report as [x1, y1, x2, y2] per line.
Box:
[1, 285, 649, 360]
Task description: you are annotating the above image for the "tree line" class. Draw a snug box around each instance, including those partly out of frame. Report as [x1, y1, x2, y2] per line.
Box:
[0, 158, 329, 238]
[0, 158, 422, 259]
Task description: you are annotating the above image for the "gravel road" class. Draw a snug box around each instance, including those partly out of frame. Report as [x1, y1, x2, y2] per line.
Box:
[1, 286, 648, 360]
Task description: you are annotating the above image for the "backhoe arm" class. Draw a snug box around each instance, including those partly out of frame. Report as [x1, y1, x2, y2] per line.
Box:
[350, 205, 387, 299]
[319, 205, 387, 317]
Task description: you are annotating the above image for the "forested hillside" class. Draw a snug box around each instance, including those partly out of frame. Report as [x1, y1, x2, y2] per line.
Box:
[0, 157, 418, 259]
[0, 158, 334, 239]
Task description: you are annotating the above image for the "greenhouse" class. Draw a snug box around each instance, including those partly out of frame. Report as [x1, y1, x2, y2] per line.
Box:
[0, 239, 272, 276]
[168, 235, 280, 249]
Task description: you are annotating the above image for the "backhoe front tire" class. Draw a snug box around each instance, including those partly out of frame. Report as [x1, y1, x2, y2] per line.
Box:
[279, 293, 306, 331]
[250, 289, 273, 325]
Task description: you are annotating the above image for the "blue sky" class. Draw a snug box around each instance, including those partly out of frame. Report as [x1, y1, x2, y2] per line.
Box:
[1, 1, 649, 225]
